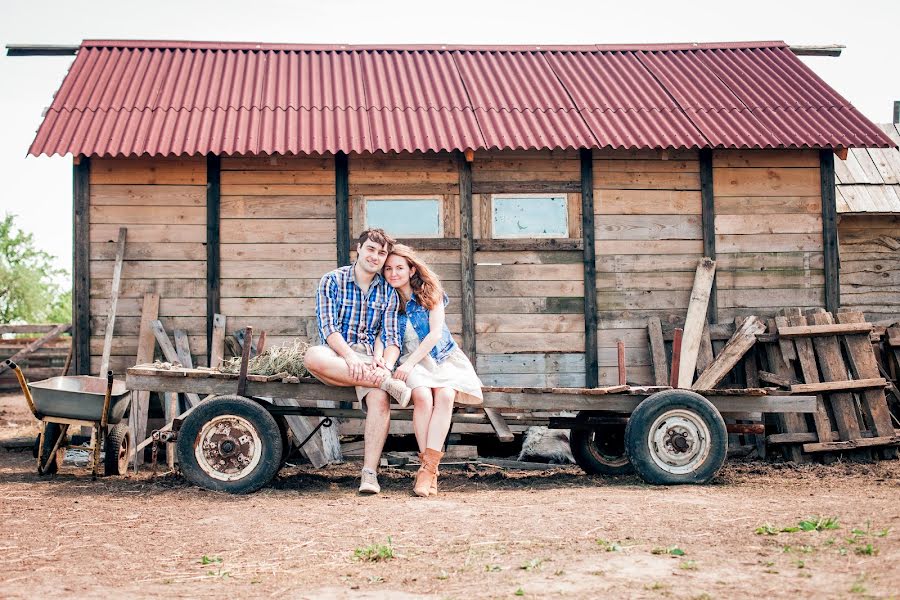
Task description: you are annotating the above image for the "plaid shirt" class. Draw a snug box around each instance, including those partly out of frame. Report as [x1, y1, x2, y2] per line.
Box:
[315, 264, 401, 354]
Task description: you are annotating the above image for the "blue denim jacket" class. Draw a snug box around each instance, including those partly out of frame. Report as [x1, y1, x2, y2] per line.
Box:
[392, 293, 457, 364]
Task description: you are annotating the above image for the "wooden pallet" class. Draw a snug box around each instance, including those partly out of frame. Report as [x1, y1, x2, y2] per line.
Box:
[764, 309, 900, 459]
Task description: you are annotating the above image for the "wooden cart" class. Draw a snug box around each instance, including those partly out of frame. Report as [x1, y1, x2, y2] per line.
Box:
[125, 364, 816, 494]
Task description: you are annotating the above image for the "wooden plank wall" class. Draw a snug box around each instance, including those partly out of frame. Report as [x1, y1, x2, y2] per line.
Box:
[473, 150, 586, 387]
[839, 214, 900, 322]
[713, 150, 824, 321]
[219, 156, 337, 347]
[89, 157, 207, 373]
[594, 149, 703, 385]
[349, 152, 463, 337]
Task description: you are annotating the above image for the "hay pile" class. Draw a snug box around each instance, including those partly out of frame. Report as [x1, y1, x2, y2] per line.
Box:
[219, 338, 311, 378]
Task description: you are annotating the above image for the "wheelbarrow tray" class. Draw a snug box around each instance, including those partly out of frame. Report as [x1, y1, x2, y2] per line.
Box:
[29, 376, 131, 424]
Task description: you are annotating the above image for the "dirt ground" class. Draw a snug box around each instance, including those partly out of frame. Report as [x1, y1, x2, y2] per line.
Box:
[1, 391, 898, 599]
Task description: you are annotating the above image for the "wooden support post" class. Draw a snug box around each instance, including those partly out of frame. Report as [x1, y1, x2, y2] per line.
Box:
[206, 153, 221, 356]
[580, 148, 599, 387]
[73, 156, 91, 375]
[677, 258, 717, 388]
[820, 150, 840, 313]
[209, 313, 227, 369]
[335, 152, 350, 267]
[459, 153, 476, 360]
[129, 293, 158, 467]
[699, 148, 717, 324]
[647, 317, 669, 386]
[670, 328, 683, 388]
[616, 339, 626, 385]
[99, 227, 127, 376]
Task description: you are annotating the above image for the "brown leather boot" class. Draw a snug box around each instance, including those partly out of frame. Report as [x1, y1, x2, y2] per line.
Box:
[414, 448, 443, 497]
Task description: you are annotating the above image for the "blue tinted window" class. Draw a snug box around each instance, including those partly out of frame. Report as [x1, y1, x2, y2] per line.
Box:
[366, 199, 442, 237]
[492, 195, 568, 238]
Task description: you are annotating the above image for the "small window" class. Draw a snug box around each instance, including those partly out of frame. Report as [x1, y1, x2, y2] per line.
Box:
[492, 194, 568, 238]
[365, 197, 442, 238]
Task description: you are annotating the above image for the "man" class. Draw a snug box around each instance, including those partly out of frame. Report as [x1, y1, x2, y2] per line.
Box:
[304, 228, 411, 494]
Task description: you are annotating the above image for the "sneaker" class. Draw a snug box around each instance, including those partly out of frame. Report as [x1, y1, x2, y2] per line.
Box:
[379, 377, 412, 408]
[359, 468, 380, 494]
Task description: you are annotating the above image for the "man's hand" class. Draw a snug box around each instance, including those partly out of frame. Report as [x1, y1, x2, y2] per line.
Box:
[393, 362, 414, 383]
[343, 353, 369, 382]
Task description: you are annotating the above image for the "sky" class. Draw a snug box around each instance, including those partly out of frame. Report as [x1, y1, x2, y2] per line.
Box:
[1, 0, 898, 280]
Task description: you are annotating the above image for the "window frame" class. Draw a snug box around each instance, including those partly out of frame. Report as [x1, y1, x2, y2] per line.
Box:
[489, 193, 571, 239]
[362, 195, 445, 239]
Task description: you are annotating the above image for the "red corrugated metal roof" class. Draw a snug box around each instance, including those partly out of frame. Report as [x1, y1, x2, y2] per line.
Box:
[29, 40, 894, 157]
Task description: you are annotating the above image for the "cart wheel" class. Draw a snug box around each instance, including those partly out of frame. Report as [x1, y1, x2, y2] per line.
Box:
[176, 395, 282, 494]
[104, 423, 131, 476]
[570, 422, 633, 476]
[625, 389, 727, 485]
[38, 423, 65, 475]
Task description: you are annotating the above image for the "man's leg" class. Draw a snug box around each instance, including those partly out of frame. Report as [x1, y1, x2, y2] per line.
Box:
[304, 345, 377, 387]
[363, 389, 391, 472]
[411, 387, 434, 454]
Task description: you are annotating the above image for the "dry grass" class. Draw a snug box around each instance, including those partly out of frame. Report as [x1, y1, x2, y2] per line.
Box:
[218, 338, 311, 378]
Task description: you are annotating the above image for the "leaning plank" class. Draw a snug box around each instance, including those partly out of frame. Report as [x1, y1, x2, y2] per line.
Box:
[273, 398, 328, 468]
[99, 227, 127, 376]
[677, 258, 716, 388]
[789, 378, 886, 394]
[483, 407, 515, 442]
[692, 316, 765, 390]
[695, 323, 715, 376]
[777, 322, 874, 338]
[209, 313, 227, 369]
[773, 315, 796, 363]
[809, 311, 862, 441]
[788, 312, 833, 443]
[150, 320, 202, 408]
[173, 329, 194, 368]
[0, 323, 71, 375]
[761, 318, 808, 463]
[129, 293, 159, 466]
[647, 317, 669, 386]
[803, 434, 900, 453]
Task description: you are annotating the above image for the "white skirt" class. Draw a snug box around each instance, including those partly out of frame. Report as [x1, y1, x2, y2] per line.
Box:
[399, 323, 484, 406]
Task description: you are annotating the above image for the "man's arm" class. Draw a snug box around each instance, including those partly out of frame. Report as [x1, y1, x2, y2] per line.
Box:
[316, 273, 373, 382]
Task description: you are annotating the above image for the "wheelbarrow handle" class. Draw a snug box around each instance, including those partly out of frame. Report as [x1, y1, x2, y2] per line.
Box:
[5, 359, 39, 419]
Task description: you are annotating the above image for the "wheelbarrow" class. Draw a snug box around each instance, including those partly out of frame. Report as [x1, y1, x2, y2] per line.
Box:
[5, 359, 132, 478]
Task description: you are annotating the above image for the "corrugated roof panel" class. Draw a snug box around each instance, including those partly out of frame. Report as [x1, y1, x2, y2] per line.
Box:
[29, 40, 896, 157]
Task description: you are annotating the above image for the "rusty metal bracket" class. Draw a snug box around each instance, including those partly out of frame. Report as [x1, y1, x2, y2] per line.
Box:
[296, 417, 333, 450]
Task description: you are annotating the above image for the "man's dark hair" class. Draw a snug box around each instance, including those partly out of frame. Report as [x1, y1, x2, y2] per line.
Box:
[357, 228, 396, 253]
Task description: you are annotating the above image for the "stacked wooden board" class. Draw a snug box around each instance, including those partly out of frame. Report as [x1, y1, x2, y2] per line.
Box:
[0, 324, 71, 390]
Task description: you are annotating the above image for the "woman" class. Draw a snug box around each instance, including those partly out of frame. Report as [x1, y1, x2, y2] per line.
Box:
[374, 244, 483, 497]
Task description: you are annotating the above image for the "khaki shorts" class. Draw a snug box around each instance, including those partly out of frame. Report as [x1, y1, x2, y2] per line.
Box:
[312, 344, 385, 408]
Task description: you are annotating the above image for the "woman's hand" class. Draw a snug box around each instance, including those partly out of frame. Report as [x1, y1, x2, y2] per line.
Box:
[393, 362, 414, 383]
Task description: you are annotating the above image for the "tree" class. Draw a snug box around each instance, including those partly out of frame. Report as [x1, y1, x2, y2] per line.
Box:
[0, 213, 71, 323]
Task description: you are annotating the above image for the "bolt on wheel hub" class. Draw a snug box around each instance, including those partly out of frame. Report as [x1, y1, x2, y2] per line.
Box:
[647, 409, 712, 475]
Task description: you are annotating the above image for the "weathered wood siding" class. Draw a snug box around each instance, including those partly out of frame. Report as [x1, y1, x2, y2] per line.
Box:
[593, 149, 703, 385]
[839, 214, 900, 322]
[474, 151, 586, 387]
[349, 152, 462, 336]
[713, 150, 824, 321]
[89, 157, 207, 373]
[219, 156, 337, 347]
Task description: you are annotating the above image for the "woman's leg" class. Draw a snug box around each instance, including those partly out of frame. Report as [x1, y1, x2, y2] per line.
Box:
[425, 387, 456, 451]
[411, 387, 434, 454]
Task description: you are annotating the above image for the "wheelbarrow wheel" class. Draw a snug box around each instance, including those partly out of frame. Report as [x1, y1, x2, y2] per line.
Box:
[176, 395, 282, 494]
[625, 389, 727, 485]
[37, 422, 65, 475]
[570, 422, 633, 476]
[104, 423, 131, 476]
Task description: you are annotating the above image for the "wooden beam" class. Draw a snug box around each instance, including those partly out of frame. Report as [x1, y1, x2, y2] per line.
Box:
[699, 148, 717, 323]
[677, 258, 717, 387]
[777, 322, 873, 338]
[73, 156, 91, 375]
[789, 378, 886, 394]
[459, 153, 476, 360]
[206, 153, 221, 353]
[788, 312, 833, 444]
[6, 44, 80, 56]
[483, 407, 515, 442]
[581, 148, 599, 387]
[209, 313, 226, 369]
[809, 311, 861, 440]
[820, 150, 840, 313]
[129, 293, 158, 467]
[99, 227, 127, 375]
[647, 317, 669, 386]
[335, 151, 350, 267]
[692, 316, 765, 390]
[150, 320, 202, 408]
[803, 434, 900, 454]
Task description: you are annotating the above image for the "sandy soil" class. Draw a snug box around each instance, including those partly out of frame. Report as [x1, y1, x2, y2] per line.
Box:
[0, 391, 898, 599]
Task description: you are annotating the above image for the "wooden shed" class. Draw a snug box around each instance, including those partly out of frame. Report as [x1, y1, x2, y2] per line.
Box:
[27, 40, 895, 388]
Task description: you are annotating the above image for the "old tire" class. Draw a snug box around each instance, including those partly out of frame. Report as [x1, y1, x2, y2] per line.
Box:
[176, 395, 282, 494]
[625, 389, 727, 485]
[104, 423, 131, 476]
[37, 423, 64, 475]
[570, 422, 633, 476]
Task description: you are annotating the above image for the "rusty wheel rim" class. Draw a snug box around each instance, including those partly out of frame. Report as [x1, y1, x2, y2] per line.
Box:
[648, 409, 711, 475]
[194, 415, 262, 482]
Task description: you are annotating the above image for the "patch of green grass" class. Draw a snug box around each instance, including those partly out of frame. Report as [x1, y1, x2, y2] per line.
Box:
[854, 543, 877, 556]
[596, 539, 622, 552]
[484, 564, 502, 572]
[353, 537, 395, 562]
[799, 516, 839, 531]
[755, 524, 779, 536]
[519, 558, 544, 572]
[645, 581, 668, 591]
[200, 555, 223, 565]
[514, 587, 525, 596]
[850, 575, 867, 594]
[368, 575, 384, 584]
[651, 546, 686, 556]
[679, 560, 698, 571]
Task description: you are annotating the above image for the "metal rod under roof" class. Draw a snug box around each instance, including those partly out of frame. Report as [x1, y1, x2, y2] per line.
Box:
[6, 45, 79, 56]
